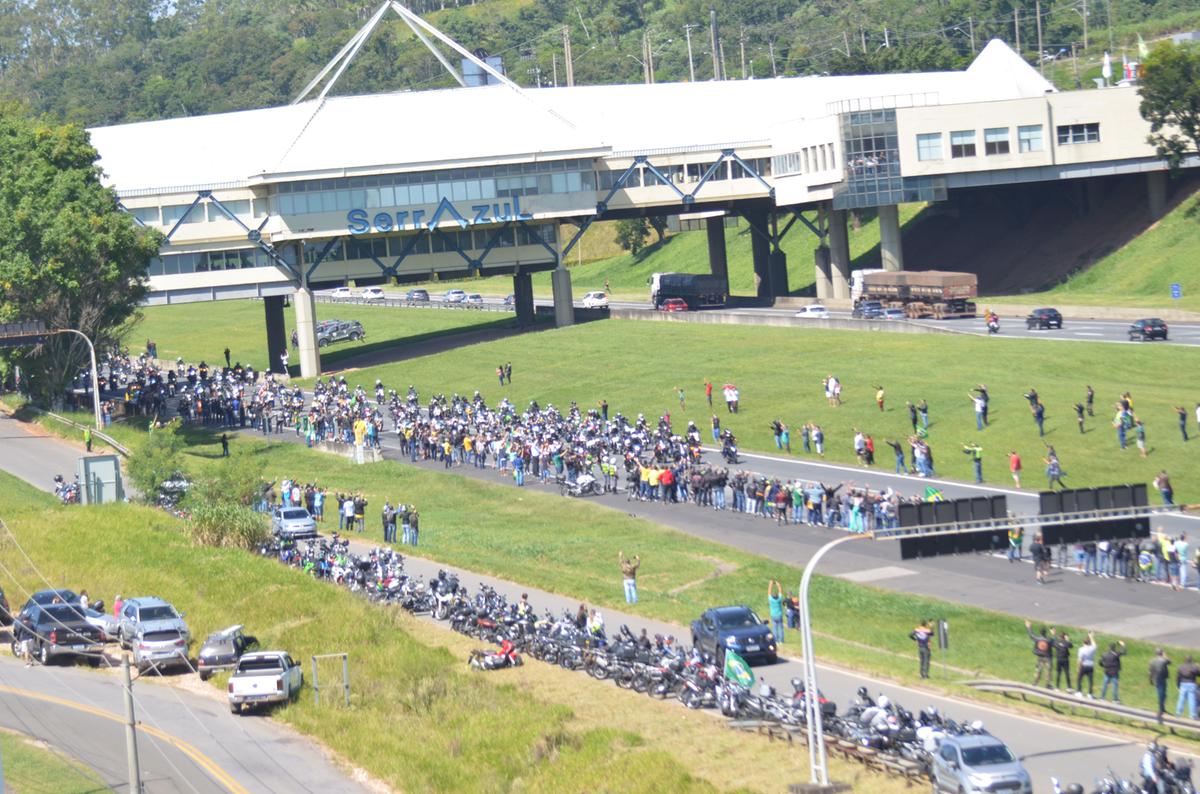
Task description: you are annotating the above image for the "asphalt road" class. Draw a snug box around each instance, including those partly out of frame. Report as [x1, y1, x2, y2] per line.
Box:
[314, 288, 1200, 347]
[0, 409, 1190, 792]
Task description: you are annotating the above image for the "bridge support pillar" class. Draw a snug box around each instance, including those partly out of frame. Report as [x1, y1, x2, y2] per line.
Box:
[813, 246, 833, 300]
[513, 271, 535, 326]
[551, 265, 574, 328]
[828, 209, 851, 300]
[705, 216, 730, 294]
[264, 296, 288, 375]
[878, 204, 904, 272]
[293, 287, 321, 379]
[746, 207, 773, 299]
[1147, 171, 1169, 220]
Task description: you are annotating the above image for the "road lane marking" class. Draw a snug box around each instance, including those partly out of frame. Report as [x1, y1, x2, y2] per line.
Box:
[0, 683, 250, 794]
[837, 566, 917, 583]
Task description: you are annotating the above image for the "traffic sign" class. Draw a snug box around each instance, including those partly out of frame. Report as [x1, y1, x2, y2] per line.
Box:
[1171, 283, 1182, 300]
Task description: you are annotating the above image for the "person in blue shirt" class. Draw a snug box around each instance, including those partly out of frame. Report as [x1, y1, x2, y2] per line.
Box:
[766, 580, 785, 643]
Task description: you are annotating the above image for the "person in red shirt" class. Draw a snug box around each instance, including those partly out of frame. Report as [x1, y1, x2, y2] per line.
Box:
[1009, 450, 1022, 488]
[705, 380, 713, 408]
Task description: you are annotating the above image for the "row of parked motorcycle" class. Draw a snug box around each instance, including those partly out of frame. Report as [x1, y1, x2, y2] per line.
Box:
[257, 535, 1194, 793]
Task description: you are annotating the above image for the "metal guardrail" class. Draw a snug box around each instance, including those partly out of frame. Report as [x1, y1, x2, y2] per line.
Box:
[22, 404, 131, 457]
[312, 295, 514, 313]
[965, 679, 1200, 734]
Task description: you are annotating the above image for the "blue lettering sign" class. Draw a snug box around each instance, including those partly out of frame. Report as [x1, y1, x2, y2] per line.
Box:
[346, 194, 535, 235]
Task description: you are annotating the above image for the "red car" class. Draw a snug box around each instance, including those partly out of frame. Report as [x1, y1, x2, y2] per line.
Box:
[659, 298, 689, 312]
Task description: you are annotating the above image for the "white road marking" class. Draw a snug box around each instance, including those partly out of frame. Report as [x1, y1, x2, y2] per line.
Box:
[837, 565, 918, 583]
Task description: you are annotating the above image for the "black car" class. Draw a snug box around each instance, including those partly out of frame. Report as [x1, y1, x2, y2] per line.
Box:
[1129, 317, 1168, 341]
[0, 586, 10, 626]
[852, 300, 885, 319]
[11, 603, 104, 666]
[197, 625, 258, 681]
[405, 288, 430, 302]
[1025, 307, 1063, 330]
[315, 319, 364, 348]
[690, 605, 778, 665]
[20, 588, 80, 613]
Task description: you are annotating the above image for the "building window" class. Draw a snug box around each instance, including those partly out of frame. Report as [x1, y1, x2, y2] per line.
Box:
[984, 127, 1010, 155]
[1018, 124, 1044, 153]
[1057, 122, 1100, 145]
[916, 133, 943, 161]
[950, 130, 976, 158]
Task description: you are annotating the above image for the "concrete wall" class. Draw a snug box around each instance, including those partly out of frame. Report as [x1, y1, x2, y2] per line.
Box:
[610, 307, 957, 335]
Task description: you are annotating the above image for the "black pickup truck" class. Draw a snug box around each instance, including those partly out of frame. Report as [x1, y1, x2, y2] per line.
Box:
[11, 603, 104, 666]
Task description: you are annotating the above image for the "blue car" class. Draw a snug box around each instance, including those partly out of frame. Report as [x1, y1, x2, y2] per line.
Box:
[691, 605, 778, 666]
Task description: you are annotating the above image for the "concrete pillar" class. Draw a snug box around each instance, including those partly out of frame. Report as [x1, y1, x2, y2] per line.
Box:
[1147, 171, 1169, 220]
[513, 271, 535, 326]
[293, 287, 321, 378]
[828, 208, 851, 300]
[878, 204, 904, 272]
[813, 246, 833, 300]
[264, 295, 287, 375]
[551, 266, 574, 327]
[769, 250, 789, 297]
[745, 207, 772, 299]
[705, 216, 729, 292]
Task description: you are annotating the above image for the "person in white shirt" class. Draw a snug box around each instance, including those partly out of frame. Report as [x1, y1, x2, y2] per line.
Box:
[1176, 534, 1191, 589]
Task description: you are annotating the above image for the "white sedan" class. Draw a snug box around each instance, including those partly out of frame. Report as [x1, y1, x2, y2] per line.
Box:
[328, 286, 352, 300]
[361, 287, 386, 302]
[794, 304, 830, 319]
[581, 291, 610, 309]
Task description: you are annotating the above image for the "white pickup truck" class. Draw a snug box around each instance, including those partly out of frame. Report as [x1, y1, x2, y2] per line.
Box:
[227, 651, 303, 714]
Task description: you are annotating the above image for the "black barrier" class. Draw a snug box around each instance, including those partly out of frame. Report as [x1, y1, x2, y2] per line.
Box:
[897, 494, 1009, 560]
[1036, 484, 1151, 545]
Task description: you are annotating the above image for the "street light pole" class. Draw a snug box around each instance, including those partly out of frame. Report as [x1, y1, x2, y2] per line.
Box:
[799, 532, 870, 786]
[50, 328, 102, 430]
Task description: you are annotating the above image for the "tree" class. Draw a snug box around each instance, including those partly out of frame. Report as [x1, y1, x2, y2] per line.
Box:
[1139, 42, 1200, 169]
[125, 420, 186, 502]
[615, 217, 650, 255]
[648, 215, 668, 244]
[0, 104, 162, 400]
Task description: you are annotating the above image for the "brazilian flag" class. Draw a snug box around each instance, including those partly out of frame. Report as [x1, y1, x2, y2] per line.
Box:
[723, 649, 754, 688]
[923, 486, 944, 502]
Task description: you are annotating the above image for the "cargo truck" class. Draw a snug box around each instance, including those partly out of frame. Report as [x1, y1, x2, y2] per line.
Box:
[649, 272, 728, 309]
[856, 270, 978, 319]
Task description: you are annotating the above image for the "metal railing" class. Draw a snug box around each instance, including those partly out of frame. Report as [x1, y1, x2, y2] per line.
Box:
[312, 295, 514, 313]
[17, 403, 130, 457]
[966, 679, 1200, 734]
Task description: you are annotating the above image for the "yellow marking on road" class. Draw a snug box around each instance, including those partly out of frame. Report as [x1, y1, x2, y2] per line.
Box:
[0, 683, 250, 794]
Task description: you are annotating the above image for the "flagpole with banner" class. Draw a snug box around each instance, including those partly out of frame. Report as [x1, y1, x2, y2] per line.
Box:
[1102, 51, 1113, 85]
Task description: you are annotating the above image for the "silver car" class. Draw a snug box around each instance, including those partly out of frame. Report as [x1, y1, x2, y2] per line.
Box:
[118, 597, 190, 650]
[131, 626, 190, 673]
[931, 734, 1032, 794]
[271, 506, 318, 540]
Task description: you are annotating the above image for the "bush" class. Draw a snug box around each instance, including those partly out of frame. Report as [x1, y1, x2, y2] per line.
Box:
[186, 502, 269, 549]
[125, 419, 185, 502]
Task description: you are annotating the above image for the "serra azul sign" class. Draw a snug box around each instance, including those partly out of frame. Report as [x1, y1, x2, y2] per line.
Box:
[347, 196, 534, 235]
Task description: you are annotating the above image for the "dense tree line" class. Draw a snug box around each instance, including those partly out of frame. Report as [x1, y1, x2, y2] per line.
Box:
[0, 0, 1192, 126]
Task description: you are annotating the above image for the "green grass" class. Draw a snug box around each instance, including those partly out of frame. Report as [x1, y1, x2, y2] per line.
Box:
[128, 300, 510, 373]
[424, 205, 925, 301]
[990, 184, 1200, 312]
[0, 729, 106, 794]
[305, 320, 1200, 493]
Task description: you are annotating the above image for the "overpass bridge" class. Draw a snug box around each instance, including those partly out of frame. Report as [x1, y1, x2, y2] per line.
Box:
[88, 1, 1193, 377]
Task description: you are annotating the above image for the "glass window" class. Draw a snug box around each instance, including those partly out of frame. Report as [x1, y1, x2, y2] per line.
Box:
[916, 133, 943, 161]
[209, 199, 250, 221]
[421, 184, 437, 204]
[131, 206, 161, 225]
[984, 127, 1010, 155]
[1056, 123, 1100, 145]
[162, 203, 203, 226]
[950, 130, 976, 158]
[1018, 125, 1044, 153]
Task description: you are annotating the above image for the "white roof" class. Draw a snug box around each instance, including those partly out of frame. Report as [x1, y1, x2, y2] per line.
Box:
[88, 39, 1052, 196]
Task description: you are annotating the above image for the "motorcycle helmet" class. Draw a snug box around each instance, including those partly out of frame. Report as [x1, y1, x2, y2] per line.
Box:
[877, 695, 890, 709]
[921, 706, 939, 723]
[1064, 785, 1084, 794]
[856, 686, 869, 700]
[791, 677, 803, 691]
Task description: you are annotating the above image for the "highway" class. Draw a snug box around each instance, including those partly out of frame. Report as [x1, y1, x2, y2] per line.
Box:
[0, 410, 1190, 792]
[313, 288, 1200, 347]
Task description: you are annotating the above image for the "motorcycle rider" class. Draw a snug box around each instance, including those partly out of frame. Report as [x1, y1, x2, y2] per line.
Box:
[1141, 741, 1168, 794]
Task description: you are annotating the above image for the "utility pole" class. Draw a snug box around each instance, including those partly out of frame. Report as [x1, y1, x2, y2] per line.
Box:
[719, 39, 727, 80]
[860, 27, 867, 54]
[969, 16, 976, 54]
[1104, 0, 1114, 51]
[647, 30, 655, 84]
[1014, 7, 1021, 54]
[552, 53, 558, 86]
[843, 30, 852, 57]
[1081, 0, 1089, 49]
[1035, 0, 1045, 74]
[709, 8, 721, 79]
[123, 657, 142, 794]
[684, 23, 698, 82]
[1071, 42, 1082, 88]
[562, 24, 574, 86]
[739, 27, 747, 79]
[768, 41, 778, 76]
[883, 27, 890, 48]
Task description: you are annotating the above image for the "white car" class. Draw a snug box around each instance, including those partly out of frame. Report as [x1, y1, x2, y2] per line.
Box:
[443, 289, 466, 303]
[794, 304, 829, 319]
[329, 286, 352, 300]
[581, 291, 609, 309]
[465, 294, 484, 305]
[228, 651, 303, 714]
[360, 287, 386, 302]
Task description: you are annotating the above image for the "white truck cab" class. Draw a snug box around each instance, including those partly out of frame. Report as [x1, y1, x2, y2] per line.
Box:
[227, 651, 303, 714]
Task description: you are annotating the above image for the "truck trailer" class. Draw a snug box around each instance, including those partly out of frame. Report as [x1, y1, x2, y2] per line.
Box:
[858, 270, 978, 319]
[649, 272, 728, 309]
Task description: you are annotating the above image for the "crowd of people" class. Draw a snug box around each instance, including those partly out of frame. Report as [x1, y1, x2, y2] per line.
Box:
[266, 476, 422, 546]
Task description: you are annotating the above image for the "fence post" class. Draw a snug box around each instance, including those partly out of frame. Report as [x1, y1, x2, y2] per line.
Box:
[311, 655, 320, 707]
[342, 654, 351, 707]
